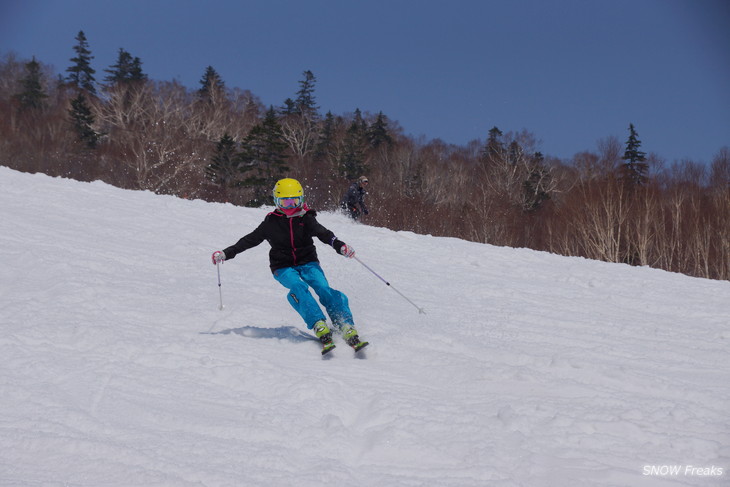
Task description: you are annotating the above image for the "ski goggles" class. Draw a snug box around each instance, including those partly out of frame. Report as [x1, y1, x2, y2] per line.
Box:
[276, 196, 302, 209]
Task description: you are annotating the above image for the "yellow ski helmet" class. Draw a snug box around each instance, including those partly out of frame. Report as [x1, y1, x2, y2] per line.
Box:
[272, 178, 304, 210]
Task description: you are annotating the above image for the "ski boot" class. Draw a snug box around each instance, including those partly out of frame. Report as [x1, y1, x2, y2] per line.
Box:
[313, 320, 336, 355]
[341, 324, 369, 352]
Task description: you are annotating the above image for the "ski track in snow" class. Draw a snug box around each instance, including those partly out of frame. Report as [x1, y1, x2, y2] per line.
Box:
[0, 166, 728, 487]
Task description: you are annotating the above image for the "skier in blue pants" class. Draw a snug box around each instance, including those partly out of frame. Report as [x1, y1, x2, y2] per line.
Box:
[211, 178, 368, 354]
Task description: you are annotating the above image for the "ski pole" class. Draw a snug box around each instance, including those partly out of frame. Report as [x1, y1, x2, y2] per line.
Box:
[216, 261, 224, 310]
[353, 256, 426, 314]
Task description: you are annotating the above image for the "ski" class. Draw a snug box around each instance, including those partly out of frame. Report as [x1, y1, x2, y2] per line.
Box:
[321, 341, 336, 355]
[311, 323, 370, 356]
[320, 339, 368, 355]
[319, 337, 369, 356]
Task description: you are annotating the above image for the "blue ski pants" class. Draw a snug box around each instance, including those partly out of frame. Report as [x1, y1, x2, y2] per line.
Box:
[272, 262, 354, 330]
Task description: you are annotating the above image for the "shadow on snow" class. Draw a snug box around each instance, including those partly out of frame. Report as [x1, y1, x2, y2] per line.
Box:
[202, 325, 318, 344]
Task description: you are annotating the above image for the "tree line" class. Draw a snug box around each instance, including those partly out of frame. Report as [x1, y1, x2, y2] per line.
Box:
[1, 31, 728, 280]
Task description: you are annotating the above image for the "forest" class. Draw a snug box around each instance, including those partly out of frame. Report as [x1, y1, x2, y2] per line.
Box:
[1, 31, 729, 281]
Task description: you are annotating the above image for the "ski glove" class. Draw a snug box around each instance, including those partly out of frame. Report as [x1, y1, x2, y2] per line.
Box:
[211, 251, 226, 265]
[339, 243, 355, 258]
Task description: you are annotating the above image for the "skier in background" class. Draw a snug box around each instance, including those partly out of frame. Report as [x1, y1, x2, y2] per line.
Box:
[341, 175, 369, 220]
[211, 178, 368, 355]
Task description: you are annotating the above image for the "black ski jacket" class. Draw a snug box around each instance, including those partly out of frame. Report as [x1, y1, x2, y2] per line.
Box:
[341, 182, 368, 213]
[222, 208, 346, 272]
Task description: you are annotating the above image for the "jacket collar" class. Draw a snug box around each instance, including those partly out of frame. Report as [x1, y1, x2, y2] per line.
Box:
[271, 203, 310, 218]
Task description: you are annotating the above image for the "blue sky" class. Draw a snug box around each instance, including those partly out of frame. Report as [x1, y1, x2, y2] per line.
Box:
[2, 0, 728, 163]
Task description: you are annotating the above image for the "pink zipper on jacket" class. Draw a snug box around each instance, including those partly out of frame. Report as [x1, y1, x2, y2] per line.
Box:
[289, 217, 297, 265]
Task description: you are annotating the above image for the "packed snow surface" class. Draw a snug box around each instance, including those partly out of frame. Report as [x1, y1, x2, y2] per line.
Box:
[1, 166, 729, 487]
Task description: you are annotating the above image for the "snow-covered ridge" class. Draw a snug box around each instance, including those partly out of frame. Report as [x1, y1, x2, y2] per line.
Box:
[1, 166, 728, 486]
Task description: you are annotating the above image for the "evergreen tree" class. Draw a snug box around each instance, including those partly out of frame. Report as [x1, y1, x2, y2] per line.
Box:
[205, 133, 239, 198]
[198, 66, 225, 100]
[622, 123, 648, 186]
[276, 71, 321, 158]
[66, 30, 96, 93]
[237, 107, 289, 206]
[352, 108, 367, 133]
[69, 92, 100, 148]
[522, 152, 551, 212]
[507, 140, 522, 165]
[294, 70, 318, 117]
[482, 126, 504, 161]
[338, 110, 368, 180]
[104, 48, 146, 84]
[367, 111, 393, 148]
[14, 57, 48, 110]
[314, 111, 336, 161]
[280, 98, 296, 115]
[128, 56, 145, 81]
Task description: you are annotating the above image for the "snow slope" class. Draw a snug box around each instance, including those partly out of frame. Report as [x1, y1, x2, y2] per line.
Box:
[0, 166, 728, 487]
